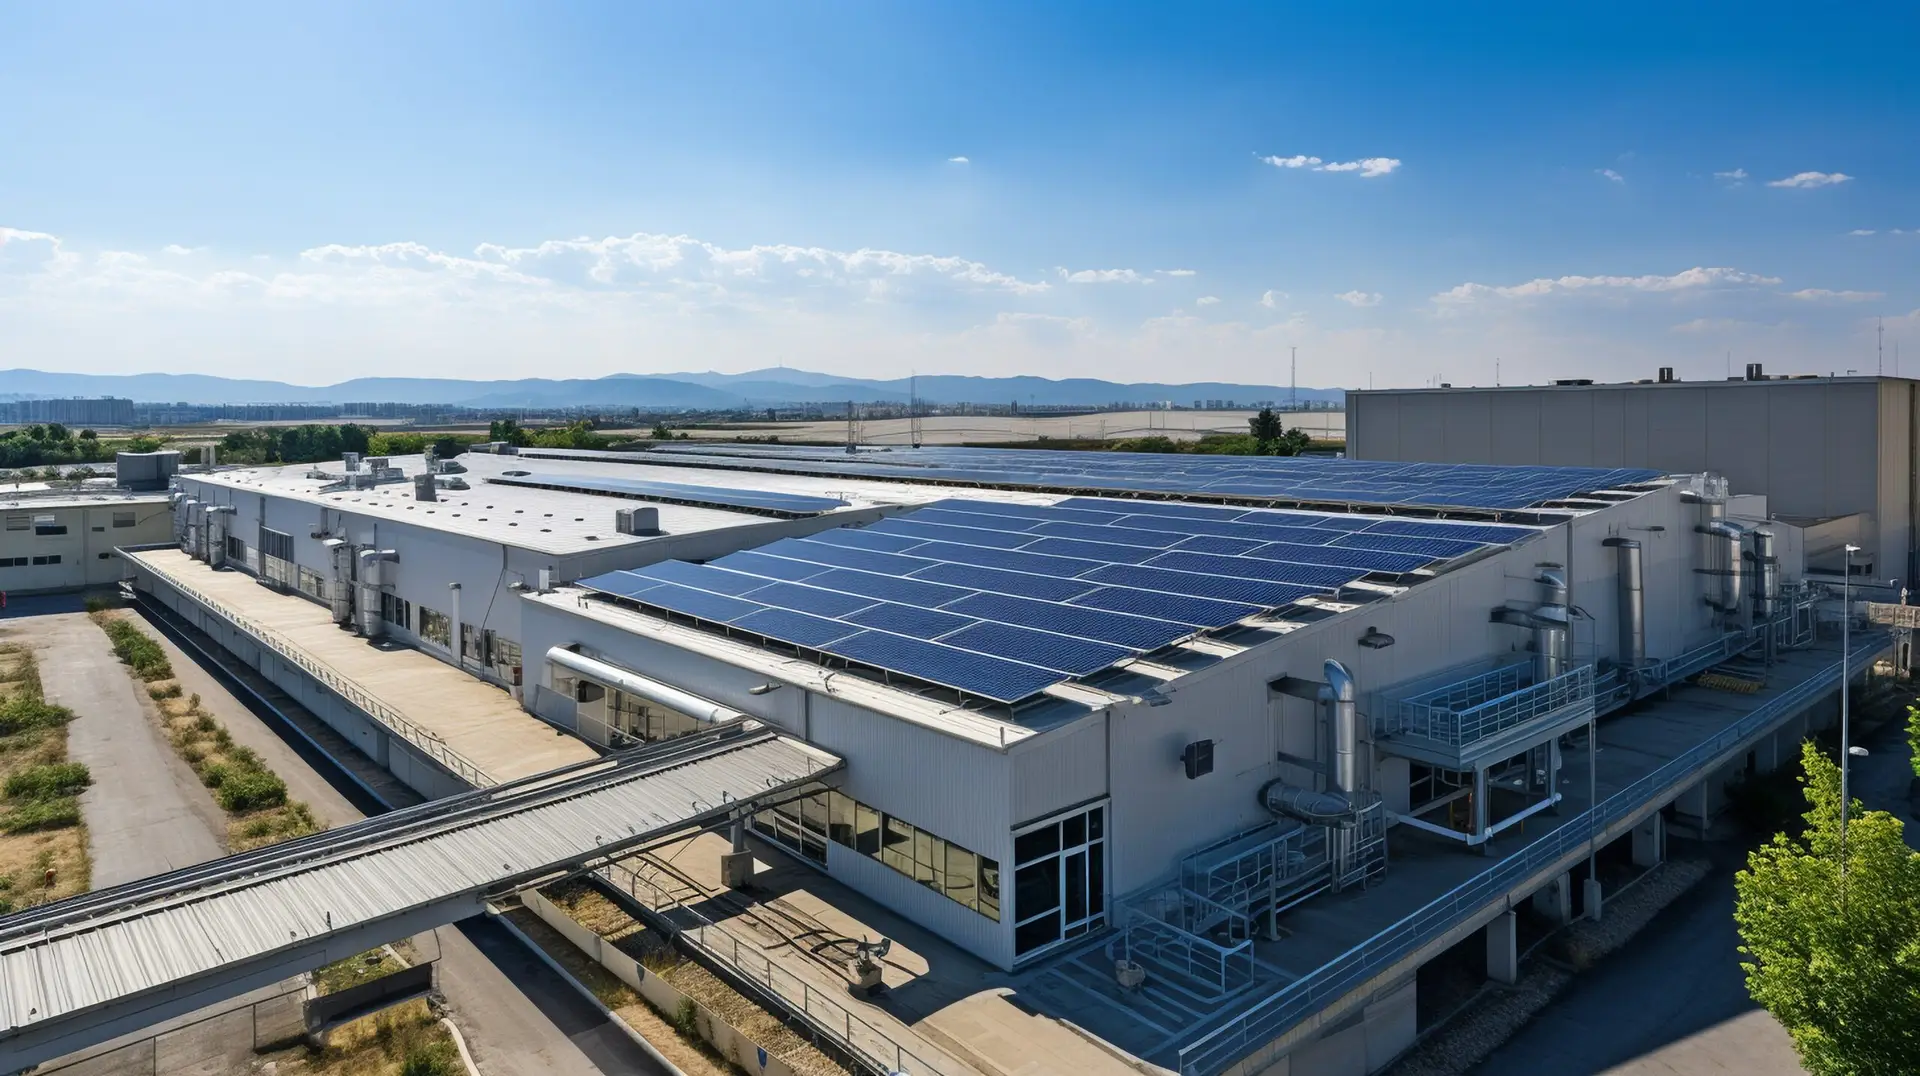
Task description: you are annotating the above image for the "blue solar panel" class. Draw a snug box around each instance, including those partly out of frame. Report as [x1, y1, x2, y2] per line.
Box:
[1019, 537, 1163, 564]
[628, 560, 769, 596]
[912, 561, 1102, 602]
[908, 507, 1050, 532]
[488, 472, 846, 516]
[929, 498, 1128, 525]
[939, 622, 1132, 676]
[1331, 533, 1485, 559]
[1242, 541, 1433, 574]
[866, 517, 1039, 550]
[627, 582, 766, 624]
[763, 538, 934, 576]
[800, 527, 928, 554]
[575, 569, 661, 599]
[823, 631, 1063, 703]
[1363, 520, 1536, 544]
[1117, 514, 1333, 547]
[1145, 551, 1362, 589]
[733, 608, 862, 648]
[1070, 586, 1260, 629]
[843, 602, 978, 638]
[1172, 534, 1276, 556]
[799, 567, 977, 609]
[739, 581, 878, 618]
[705, 551, 831, 582]
[1056, 497, 1244, 521]
[1083, 564, 1320, 607]
[1027, 519, 1185, 548]
[943, 592, 1191, 650]
[903, 540, 1103, 578]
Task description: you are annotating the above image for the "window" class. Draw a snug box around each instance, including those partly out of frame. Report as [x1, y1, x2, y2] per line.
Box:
[461, 623, 486, 664]
[258, 528, 294, 561]
[297, 567, 328, 601]
[418, 606, 451, 647]
[0, 557, 22, 567]
[752, 790, 829, 865]
[607, 688, 707, 746]
[814, 790, 1000, 922]
[225, 535, 246, 562]
[30, 555, 61, 566]
[111, 511, 136, 529]
[33, 515, 66, 536]
[4, 516, 25, 532]
[1012, 803, 1106, 959]
[379, 592, 411, 630]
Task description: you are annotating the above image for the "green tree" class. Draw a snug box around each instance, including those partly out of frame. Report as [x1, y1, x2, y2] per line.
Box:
[488, 419, 533, 447]
[44, 423, 68, 441]
[430, 436, 464, 460]
[1735, 741, 1920, 1075]
[650, 421, 674, 440]
[124, 435, 164, 453]
[78, 429, 97, 441]
[1248, 407, 1284, 444]
[338, 422, 372, 455]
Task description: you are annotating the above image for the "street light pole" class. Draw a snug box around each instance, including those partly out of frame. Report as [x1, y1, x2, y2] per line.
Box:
[1840, 543, 1860, 887]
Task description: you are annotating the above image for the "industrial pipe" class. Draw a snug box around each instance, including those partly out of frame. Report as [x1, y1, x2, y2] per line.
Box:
[1602, 538, 1646, 668]
[546, 647, 748, 727]
[1750, 529, 1779, 622]
[1325, 658, 1358, 796]
[1531, 566, 1571, 682]
[1703, 520, 1746, 622]
[1258, 779, 1353, 824]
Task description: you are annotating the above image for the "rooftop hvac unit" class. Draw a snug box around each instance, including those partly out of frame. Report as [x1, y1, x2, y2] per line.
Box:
[1657, 366, 1676, 383]
[343, 452, 361, 472]
[616, 506, 661, 535]
[1746, 363, 1765, 381]
[538, 567, 554, 592]
[413, 474, 437, 502]
[1552, 378, 1595, 386]
[367, 457, 389, 471]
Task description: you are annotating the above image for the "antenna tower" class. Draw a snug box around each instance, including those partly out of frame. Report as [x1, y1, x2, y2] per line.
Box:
[845, 400, 863, 454]
[1879, 317, 1886, 376]
[910, 374, 923, 448]
[1289, 347, 1297, 409]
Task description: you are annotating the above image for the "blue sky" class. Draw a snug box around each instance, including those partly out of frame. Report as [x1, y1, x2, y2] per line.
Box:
[2, 1, 1915, 389]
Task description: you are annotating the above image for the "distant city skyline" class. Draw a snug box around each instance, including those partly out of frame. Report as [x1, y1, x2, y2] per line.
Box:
[2, 2, 1913, 389]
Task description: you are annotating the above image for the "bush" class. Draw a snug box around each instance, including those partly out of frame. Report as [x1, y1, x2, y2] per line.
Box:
[399, 1043, 455, 1076]
[148, 683, 182, 700]
[99, 619, 173, 681]
[5, 763, 91, 800]
[215, 770, 287, 813]
[0, 693, 73, 736]
[199, 762, 229, 789]
[1, 797, 80, 833]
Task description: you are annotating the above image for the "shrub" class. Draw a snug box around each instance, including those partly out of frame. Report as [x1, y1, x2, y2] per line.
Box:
[0, 693, 73, 736]
[5, 763, 91, 800]
[215, 770, 287, 813]
[194, 713, 217, 733]
[147, 683, 182, 700]
[0, 797, 80, 833]
[399, 1043, 455, 1076]
[99, 619, 173, 681]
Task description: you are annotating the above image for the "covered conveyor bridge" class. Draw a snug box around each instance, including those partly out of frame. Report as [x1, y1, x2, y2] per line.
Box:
[0, 723, 839, 1073]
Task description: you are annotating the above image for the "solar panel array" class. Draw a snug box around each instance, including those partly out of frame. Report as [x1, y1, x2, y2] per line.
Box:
[576, 496, 1538, 704]
[615, 444, 1664, 512]
[487, 472, 847, 517]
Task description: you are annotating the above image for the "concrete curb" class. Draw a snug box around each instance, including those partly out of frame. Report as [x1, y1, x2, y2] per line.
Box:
[440, 1016, 482, 1076]
[487, 907, 689, 1076]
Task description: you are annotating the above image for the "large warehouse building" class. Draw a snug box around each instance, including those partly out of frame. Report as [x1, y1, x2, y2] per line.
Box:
[111, 442, 1871, 1076]
[1347, 371, 1920, 583]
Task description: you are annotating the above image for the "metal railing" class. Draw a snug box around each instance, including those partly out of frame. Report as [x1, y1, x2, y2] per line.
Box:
[126, 550, 497, 788]
[597, 858, 958, 1076]
[1176, 637, 1886, 1075]
[1384, 663, 1594, 747]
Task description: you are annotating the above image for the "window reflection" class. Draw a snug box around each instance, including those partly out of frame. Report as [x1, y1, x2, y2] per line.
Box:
[814, 790, 1001, 922]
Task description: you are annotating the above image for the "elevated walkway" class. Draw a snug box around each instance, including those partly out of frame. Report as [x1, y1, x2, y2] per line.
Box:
[0, 724, 840, 1073]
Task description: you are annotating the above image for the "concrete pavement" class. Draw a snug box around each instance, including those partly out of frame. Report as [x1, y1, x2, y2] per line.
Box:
[33, 612, 226, 887]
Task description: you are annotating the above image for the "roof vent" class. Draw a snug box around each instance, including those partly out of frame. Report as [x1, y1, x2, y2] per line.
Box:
[616, 506, 661, 536]
[413, 474, 437, 502]
[343, 452, 361, 472]
[1745, 363, 1765, 381]
[1657, 366, 1676, 383]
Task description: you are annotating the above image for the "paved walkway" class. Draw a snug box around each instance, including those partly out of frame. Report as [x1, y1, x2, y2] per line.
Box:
[31, 612, 225, 887]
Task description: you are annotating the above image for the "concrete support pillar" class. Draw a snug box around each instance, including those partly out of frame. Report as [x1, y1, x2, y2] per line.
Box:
[448, 583, 462, 663]
[1583, 877, 1604, 922]
[1531, 872, 1573, 924]
[719, 816, 754, 889]
[1632, 812, 1666, 868]
[1486, 911, 1518, 985]
[1547, 737, 1563, 815]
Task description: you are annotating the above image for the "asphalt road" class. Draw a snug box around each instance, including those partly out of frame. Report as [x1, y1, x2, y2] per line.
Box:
[34, 610, 226, 887]
[137, 598, 655, 1076]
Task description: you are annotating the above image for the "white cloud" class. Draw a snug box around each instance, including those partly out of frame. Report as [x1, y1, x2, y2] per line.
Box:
[1336, 290, 1382, 307]
[947, 156, 969, 164]
[1260, 155, 1400, 178]
[1714, 168, 1748, 183]
[1786, 288, 1884, 302]
[1157, 268, 1197, 277]
[1849, 229, 1877, 236]
[1768, 171, 1852, 189]
[1059, 268, 1148, 284]
[161, 244, 202, 256]
[1597, 169, 1625, 184]
[1195, 295, 1220, 306]
[1435, 266, 1783, 305]
[1259, 289, 1288, 309]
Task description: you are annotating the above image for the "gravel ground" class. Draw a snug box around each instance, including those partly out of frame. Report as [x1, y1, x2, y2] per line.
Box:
[1385, 859, 1713, 1076]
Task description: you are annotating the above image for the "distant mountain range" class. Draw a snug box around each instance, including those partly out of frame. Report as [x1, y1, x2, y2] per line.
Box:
[0, 367, 1344, 410]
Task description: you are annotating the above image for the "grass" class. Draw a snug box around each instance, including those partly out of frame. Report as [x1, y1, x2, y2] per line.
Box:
[96, 615, 326, 852]
[262, 997, 460, 1076]
[314, 941, 422, 996]
[0, 643, 90, 912]
[93, 613, 174, 681]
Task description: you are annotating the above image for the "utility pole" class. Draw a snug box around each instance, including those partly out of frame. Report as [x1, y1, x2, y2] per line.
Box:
[1496, 357, 1501, 387]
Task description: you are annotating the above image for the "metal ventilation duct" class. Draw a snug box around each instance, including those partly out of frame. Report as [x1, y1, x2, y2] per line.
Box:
[546, 648, 747, 727]
[1531, 565, 1571, 682]
[1603, 537, 1646, 668]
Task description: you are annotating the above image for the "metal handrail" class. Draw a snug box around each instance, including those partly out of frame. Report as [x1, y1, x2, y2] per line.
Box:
[1387, 664, 1594, 747]
[1176, 637, 1886, 1075]
[129, 553, 497, 788]
[598, 859, 957, 1076]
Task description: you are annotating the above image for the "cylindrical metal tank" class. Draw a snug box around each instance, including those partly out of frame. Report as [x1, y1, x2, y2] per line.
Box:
[1751, 529, 1779, 623]
[1603, 538, 1646, 668]
[1531, 566, 1571, 681]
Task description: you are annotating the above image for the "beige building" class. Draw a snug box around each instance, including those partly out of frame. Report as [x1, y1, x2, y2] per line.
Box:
[0, 492, 173, 594]
[1348, 372, 1918, 582]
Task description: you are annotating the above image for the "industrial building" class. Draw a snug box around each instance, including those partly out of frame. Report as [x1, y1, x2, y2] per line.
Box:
[0, 490, 171, 594]
[93, 442, 1875, 1076]
[0, 396, 136, 428]
[1347, 370, 1920, 583]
